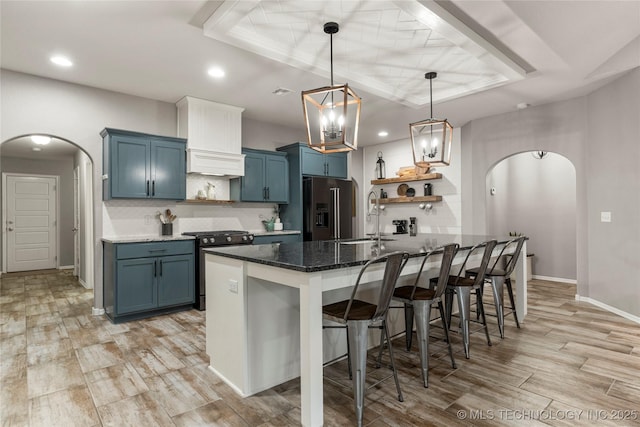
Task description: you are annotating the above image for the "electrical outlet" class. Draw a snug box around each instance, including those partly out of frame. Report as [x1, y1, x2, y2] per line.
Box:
[228, 279, 238, 294]
[601, 211, 611, 223]
[144, 215, 152, 225]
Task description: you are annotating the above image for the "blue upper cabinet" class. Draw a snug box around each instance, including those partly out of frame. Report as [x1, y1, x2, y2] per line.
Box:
[299, 144, 348, 178]
[101, 128, 186, 200]
[230, 149, 289, 203]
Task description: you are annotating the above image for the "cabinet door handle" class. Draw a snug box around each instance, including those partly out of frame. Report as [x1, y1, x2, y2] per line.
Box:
[152, 180, 155, 196]
[153, 260, 157, 277]
[146, 180, 150, 196]
[266, 187, 270, 200]
[159, 260, 162, 276]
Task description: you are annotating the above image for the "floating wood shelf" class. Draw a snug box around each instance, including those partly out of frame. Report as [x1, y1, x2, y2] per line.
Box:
[370, 173, 442, 185]
[371, 195, 442, 204]
[180, 199, 235, 205]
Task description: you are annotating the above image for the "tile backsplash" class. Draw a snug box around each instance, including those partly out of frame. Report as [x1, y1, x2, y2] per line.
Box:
[102, 199, 281, 237]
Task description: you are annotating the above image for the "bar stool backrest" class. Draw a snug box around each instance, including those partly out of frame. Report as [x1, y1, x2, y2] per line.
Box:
[343, 251, 410, 322]
[452, 240, 498, 287]
[412, 243, 459, 299]
[489, 236, 526, 276]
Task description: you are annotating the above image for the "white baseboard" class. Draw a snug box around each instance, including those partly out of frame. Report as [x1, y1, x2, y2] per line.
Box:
[59, 265, 74, 270]
[92, 307, 105, 316]
[78, 277, 91, 289]
[575, 295, 640, 325]
[532, 274, 577, 284]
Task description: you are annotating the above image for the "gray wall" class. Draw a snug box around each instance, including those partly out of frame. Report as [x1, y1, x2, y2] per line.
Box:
[1, 69, 177, 309]
[462, 67, 640, 317]
[486, 152, 577, 280]
[1, 155, 75, 266]
[586, 68, 640, 314]
[243, 117, 305, 151]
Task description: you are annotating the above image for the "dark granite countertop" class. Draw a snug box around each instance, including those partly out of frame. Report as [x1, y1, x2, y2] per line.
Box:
[203, 234, 518, 273]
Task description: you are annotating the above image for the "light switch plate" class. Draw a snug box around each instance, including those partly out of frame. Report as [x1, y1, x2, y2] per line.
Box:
[228, 279, 238, 293]
[601, 211, 611, 223]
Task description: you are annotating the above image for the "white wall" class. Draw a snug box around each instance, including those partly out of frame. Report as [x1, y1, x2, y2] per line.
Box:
[74, 149, 94, 288]
[486, 152, 577, 280]
[360, 131, 462, 237]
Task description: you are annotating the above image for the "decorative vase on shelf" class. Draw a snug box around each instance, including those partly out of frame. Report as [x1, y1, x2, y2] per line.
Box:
[207, 182, 216, 200]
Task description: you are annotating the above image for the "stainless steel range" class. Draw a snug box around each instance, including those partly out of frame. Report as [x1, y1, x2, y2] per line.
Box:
[182, 230, 254, 310]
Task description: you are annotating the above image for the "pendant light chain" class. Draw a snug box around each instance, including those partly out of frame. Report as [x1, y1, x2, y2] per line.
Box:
[330, 31, 334, 87]
[429, 74, 433, 119]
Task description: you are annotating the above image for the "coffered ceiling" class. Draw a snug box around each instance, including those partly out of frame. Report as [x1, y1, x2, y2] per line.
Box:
[202, 0, 527, 108]
[1, 1, 639, 149]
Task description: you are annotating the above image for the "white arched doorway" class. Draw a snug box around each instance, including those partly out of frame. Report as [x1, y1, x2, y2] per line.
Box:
[1, 134, 94, 288]
[485, 151, 577, 282]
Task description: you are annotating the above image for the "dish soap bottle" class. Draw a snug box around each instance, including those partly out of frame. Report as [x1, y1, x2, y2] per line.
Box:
[207, 182, 216, 200]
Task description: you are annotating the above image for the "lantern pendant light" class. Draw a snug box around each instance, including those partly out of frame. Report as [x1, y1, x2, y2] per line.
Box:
[409, 72, 453, 169]
[302, 22, 361, 154]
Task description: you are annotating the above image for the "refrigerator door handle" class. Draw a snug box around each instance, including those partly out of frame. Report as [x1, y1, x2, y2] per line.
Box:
[331, 187, 340, 240]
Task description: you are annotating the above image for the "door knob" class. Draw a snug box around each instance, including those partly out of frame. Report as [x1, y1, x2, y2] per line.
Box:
[7, 227, 14, 231]
[72, 228, 78, 232]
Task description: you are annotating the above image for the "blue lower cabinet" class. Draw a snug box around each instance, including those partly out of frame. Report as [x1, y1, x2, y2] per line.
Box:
[157, 255, 195, 306]
[104, 240, 195, 323]
[252, 234, 301, 245]
[116, 258, 157, 314]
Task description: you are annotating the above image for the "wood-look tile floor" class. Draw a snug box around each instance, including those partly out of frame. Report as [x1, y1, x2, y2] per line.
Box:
[2, 270, 640, 426]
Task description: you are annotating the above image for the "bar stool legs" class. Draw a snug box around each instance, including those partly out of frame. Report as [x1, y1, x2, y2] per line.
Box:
[349, 319, 403, 427]
[447, 285, 492, 359]
[347, 321, 368, 427]
[403, 303, 414, 351]
[489, 276, 506, 338]
[411, 300, 455, 387]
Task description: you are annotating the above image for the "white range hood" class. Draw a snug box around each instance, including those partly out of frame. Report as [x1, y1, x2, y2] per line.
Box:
[176, 96, 245, 177]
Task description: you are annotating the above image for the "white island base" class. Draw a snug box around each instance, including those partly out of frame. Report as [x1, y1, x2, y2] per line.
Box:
[205, 241, 527, 427]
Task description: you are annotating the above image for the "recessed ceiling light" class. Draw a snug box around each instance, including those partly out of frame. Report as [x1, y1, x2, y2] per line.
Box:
[50, 55, 73, 67]
[32, 147, 42, 152]
[31, 135, 51, 145]
[207, 67, 225, 78]
[378, 131, 389, 137]
[516, 102, 530, 110]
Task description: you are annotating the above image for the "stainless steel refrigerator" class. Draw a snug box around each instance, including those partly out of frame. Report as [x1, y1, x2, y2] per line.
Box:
[303, 177, 353, 241]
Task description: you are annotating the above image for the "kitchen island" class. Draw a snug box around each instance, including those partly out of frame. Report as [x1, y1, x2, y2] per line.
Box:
[204, 235, 526, 427]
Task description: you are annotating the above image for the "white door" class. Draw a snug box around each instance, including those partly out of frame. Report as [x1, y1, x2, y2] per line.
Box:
[6, 175, 58, 272]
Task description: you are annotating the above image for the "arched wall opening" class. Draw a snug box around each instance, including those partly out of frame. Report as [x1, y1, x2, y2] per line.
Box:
[0, 134, 95, 288]
[486, 151, 577, 281]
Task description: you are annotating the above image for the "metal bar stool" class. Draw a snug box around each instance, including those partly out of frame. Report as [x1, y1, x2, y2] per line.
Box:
[435, 240, 497, 359]
[389, 243, 459, 387]
[322, 251, 409, 427]
[466, 236, 525, 338]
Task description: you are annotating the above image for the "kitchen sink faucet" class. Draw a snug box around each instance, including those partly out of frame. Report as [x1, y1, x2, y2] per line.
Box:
[367, 190, 382, 246]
